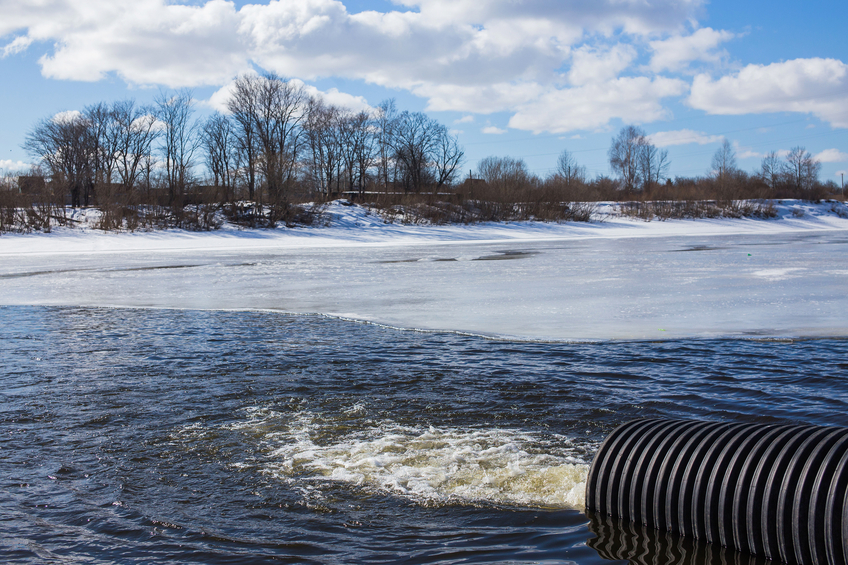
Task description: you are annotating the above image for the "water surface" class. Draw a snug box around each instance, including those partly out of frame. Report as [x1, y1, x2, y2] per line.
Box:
[2, 306, 846, 563]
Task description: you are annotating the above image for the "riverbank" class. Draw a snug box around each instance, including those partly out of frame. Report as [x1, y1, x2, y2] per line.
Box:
[1, 199, 847, 257]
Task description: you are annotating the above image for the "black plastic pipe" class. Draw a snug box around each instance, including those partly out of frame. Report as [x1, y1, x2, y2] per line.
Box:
[585, 419, 848, 565]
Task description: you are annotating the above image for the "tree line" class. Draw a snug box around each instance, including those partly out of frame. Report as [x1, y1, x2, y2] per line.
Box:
[15, 73, 464, 227]
[470, 125, 835, 207]
[2, 78, 843, 231]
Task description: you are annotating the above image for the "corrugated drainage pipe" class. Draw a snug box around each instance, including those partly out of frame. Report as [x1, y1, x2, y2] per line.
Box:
[585, 419, 848, 565]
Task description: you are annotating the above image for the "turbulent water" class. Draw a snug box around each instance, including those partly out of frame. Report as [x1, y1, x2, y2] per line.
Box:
[2, 306, 847, 564]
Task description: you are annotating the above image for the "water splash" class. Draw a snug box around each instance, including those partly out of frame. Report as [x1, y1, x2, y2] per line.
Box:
[230, 407, 590, 510]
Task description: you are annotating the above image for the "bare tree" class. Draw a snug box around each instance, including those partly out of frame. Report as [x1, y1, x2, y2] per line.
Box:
[608, 125, 645, 192]
[303, 99, 344, 196]
[339, 109, 376, 196]
[785, 146, 821, 192]
[710, 139, 738, 180]
[110, 100, 159, 192]
[433, 125, 464, 189]
[555, 150, 586, 187]
[375, 99, 398, 191]
[759, 151, 783, 191]
[23, 111, 95, 207]
[202, 112, 239, 200]
[637, 140, 669, 190]
[391, 111, 440, 192]
[477, 156, 535, 190]
[155, 89, 200, 204]
[252, 73, 308, 204]
[353, 111, 378, 195]
[227, 74, 261, 201]
[83, 102, 119, 205]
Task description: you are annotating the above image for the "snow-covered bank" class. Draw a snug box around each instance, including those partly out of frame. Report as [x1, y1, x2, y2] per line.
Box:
[1, 199, 847, 256]
[2, 199, 847, 341]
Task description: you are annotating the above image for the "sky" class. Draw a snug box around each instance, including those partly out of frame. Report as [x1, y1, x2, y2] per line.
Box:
[1, 0, 846, 186]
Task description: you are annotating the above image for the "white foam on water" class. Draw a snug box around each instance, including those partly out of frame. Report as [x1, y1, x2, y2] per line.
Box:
[229, 407, 589, 511]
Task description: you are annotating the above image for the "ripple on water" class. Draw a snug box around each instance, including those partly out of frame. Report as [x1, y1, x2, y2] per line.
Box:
[1, 305, 847, 564]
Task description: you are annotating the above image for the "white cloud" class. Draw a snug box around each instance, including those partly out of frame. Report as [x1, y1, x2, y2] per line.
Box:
[649, 28, 734, 72]
[836, 170, 847, 177]
[0, 159, 32, 171]
[294, 80, 374, 113]
[2, 34, 33, 57]
[392, 0, 707, 36]
[482, 126, 507, 135]
[1, 0, 703, 91]
[2, 0, 248, 86]
[647, 129, 723, 147]
[508, 77, 688, 134]
[568, 44, 636, 86]
[737, 148, 764, 160]
[205, 74, 372, 114]
[0, 0, 745, 135]
[454, 115, 474, 124]
[415, 82, 545, 115]
[814, 149, 848, 163]
[688, 58, 848, 128]
[51, 109, 82, 124]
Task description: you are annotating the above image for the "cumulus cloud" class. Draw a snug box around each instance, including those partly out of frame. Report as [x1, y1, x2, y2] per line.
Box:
[1, 2, 703, 92]
[568, 44, 636, 86]
[482, 126, 507, 135]
[393, 0, 706, 36]
[205, 75, 373, 114]
[0, 0, 729, 134]
[415, 82, 545, 115]
[454, 115, 474, 124]
[508, 77, 688, 134]
[647, 129, 724, 147]
[0, 0, 250, 86]
[0, 159, 32, 171]
[649, 28, 734, 72]
[814, 149, 848, 163]
[51, 109, 83, 124]
[688, 58, 848, 128]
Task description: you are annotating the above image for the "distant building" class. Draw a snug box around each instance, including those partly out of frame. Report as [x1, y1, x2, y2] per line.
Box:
[18, 176, 46, 194]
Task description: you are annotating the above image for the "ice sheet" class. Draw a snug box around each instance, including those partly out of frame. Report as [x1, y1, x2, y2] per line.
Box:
[1, 201, 847, 341]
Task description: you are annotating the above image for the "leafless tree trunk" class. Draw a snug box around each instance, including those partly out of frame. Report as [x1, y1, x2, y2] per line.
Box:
[202, 112, 238, 201]
[339, 109, 376, 197]
[638, 141, 669, 190]
[111, 100, 159, 193]
[391, 111, 440, 192]
[759, 151, 783, 191]
[375, 99, 397, 193]
[556, 150, 587, 187]
[83, 102, 119, 206]
[785, 146, 821, 192]
[252, 73, 307, 205]
[711, 139, 737, 180]
[433, 126, 463, 190]
[23, 112, 95, 208]
[227, 74, 261, 201]
[608, 125, 645, 192]
[156, 89, 199, 205]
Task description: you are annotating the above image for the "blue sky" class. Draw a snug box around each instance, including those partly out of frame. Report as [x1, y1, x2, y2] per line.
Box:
[1, 0, 846, 185]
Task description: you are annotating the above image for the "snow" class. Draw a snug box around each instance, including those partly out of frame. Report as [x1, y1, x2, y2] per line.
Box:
[1, 199, 847, 341]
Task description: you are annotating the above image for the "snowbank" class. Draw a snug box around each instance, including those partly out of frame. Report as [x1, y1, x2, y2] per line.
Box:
[1, 200, 847, 257]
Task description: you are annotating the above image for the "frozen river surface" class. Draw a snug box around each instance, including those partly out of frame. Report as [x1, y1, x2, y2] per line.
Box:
[2, 229, 847, 341]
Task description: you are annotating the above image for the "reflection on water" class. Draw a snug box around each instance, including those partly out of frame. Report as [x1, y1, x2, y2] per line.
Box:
[587, 512, 770, 565]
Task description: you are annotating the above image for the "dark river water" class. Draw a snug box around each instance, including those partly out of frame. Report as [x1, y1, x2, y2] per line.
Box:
[2, 306, 847, 564]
